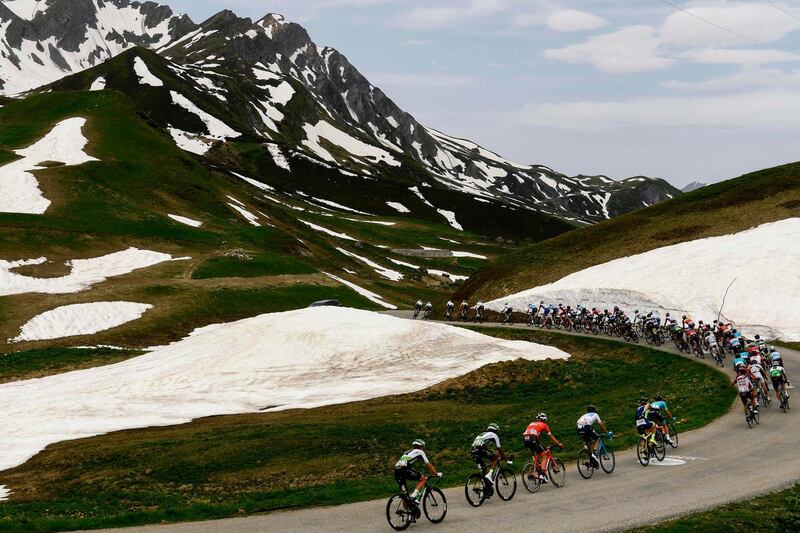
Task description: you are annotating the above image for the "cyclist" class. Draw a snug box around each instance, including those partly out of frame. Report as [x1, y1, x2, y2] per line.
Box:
[501, 303, 513, 322]
[635, 397, 657, 443]
[749, 353, 770, 399]
[769, 360, 790, 403]
[648, 395, 675, 445]
[471, 423, 508, 487]
[475, 301, 485, 322]
[705, 328, 721, 359]
[394, 439, 442, 504]
[522, 413, 564, 483]
[733, 351, 748, 370]
[733, 366, 758, 417]
[445, 300, 455, 320]
[576, 405, 611, 468]
[754, 335, 768, 354]
[414, 300, 423, 319]
[423, 301, 433, 320]
[459, 300, 470, 320]
[769, 347, 783, 367]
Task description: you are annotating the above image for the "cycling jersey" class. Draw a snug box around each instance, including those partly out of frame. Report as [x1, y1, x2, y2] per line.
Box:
[750, 363, 765, 381]
[472, 431, 501, 450]
[735, 374, 753, 393]
[635, 405, 654, 432]
[395, 448, 430, 469]
[705, 333, 718, 346]
[523, 421, 550, 438]
[650, 400, 668, 412]
[576, 412, 601, 428]
[733, 356, 747, 368]
[770, 365, 786, 379]
[730, 337, 741, 349]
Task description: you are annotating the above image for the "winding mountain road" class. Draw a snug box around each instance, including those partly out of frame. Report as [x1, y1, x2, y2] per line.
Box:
[94, 317, 798, 533]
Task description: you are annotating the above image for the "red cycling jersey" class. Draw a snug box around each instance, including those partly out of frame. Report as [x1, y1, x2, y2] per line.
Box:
[523, 421, 551, 438]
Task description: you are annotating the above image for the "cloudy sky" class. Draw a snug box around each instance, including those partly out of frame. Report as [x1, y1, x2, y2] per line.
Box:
[166, 1, 800, 187]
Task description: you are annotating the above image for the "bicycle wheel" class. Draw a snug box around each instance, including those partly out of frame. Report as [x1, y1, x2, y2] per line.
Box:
[423, 487, 447, 524]
[548, 458, 566, 487]
[746, 411, 754, 428]
[754, 410, 760, 425]
[386, 494, 412, 531]
[495, 468, 516, 501]
[668, 423, 679, 448]
[600, 447, 615, 474]
[464, 473, 486, 507]
[577, 449, 594, 479]
[522, 463, 541, 493]
[654, 441, 666, 461]
[637, 439, 650, 467]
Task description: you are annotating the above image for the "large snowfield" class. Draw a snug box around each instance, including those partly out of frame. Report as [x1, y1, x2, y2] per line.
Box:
[0, 307, 568, 492]
[488, 218, 800, 341]
[0, 117, 98, 214]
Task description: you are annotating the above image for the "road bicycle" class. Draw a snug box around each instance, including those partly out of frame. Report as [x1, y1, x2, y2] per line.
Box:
[464, 458, 516, 507]
[459, 307, 469, 322]
[522, 445, 566, 492]
[386, 476, 447, 531]
[745, 402, 760, 428]
[444, 308, 454, 321]
[654, 419, 678, 449]
[501, 310, 514, 325]
[756, 384, 771, 409]
[779, 387, 790, 413]
[636, 431, 665, 466]
[577, 433, 615, 479]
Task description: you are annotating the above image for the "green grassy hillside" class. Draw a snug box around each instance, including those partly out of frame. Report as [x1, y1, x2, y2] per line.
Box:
[457, 162, 800, 301]
[0, 87, 511, 354]
[0, 329, 733, 532]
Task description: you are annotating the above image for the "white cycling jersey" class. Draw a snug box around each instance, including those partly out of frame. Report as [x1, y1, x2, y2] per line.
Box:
[705, 332, 718, 346]
[576, 412, 601, 429]
[750, 363, 765, 381]
[471, 431, 501, 449]
[395, 448, 430, 468]
[735, 374, 753, 393]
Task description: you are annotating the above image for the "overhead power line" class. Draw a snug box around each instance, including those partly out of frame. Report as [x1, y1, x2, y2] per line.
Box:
[763, 0, 800, 22]
[658, 0, 800, 51]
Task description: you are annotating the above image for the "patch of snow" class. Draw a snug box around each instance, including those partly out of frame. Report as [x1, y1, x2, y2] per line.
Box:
[2, 0, 48, 19]
[0, 307, 568, 473]
[439, 237, 461, 244]
[170, 91, 240, 140]
[409, 186, 434, 208]
[227, 202, 261, 227]
[0, 118, 98, 214]
[167, 128, 211, 155]
[388, 258, 420, 269]
[336, 247, 403, 281]
[426, 269, 469, 282]
[268, 81, 295, 105]
[387, 201, 410, 214]
[89, 76, 106, 91]
[302, 121, 400, 167]
[267, 144, 291, 171]
[298, 220, 357, 241]
[11, 302, 153, 342]
[490, 219, 800, 341]
[310, 197, 372, 216]
[437, 209, 463, 231]
[0, 248, 178, 296]
[133, 57, 163, 87]
[168, 214, 202, 227]
[231, 171, 274, 192]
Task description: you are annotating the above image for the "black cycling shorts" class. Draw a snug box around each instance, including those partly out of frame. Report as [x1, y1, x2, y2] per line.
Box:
[577, 425, 599, 444]
[394, 467, 421, 489]
[739, 391, 752, 403]
[471, 446, 495, 469]
[771, 376, 786, 390]
[523, 435, 545, 455]
[646, 412, 664, 425]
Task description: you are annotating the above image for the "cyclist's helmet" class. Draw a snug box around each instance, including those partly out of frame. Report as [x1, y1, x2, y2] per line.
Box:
[682, 315, 687, 320]
[487, 423, 500, 433]
[587, 404, 597, 413]
[635, 309, 639, 314]
[772, 360, 780, 367]
[755, 334, 761, 340]
[665, 312, 670, 317]
[770, 346, 776, 352]
[654, 394, 663, 402]
[412, 439, 425, 449]
[734, 361, 745, 370]
[639, 397, 648, 405]
[536, 413, 548, 422]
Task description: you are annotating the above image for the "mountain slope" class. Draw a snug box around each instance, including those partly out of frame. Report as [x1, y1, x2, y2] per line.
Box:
[1, 0, 680, 227]
[456, 161, 800, 302]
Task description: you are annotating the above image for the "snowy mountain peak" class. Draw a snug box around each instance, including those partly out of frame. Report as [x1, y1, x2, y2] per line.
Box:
[682, 181, 707, 193]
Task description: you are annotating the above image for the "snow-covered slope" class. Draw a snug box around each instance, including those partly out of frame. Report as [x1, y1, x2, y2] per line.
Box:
[488, 218, 800, 341]
[0, 0, 194, 95]
[1, 0, 679, 227]
[0, 307, 568, 474]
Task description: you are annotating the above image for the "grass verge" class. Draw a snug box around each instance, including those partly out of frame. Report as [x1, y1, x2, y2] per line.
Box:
[0, 329, 733, 532]
[0, 348, 142, 384]
[633, 483, 800, 532]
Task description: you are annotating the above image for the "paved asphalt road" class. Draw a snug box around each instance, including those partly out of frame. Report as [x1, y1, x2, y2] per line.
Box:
[94, 317, 798, 533]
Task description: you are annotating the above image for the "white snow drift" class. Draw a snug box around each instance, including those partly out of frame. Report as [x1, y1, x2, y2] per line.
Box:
[0, 117, 98, 214]
[168, 214, 203, 227]
[0, 248, 179, 296]
[0, 307, 568, 474]
[489, 218, 800, 341]
[11, 302, 153, 342]
[133, 57, 163, 87]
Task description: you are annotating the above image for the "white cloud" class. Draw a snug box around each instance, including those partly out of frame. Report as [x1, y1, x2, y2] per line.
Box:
[663, 66, 800, 90]
[543, 26, 674, 73]
[546, 9, 608, 32]
[661, 2, 800, 46]
[369, 72, 475, 87]
[682, 48, 800, 64]
[397, 0, 510, 29]
[518, 89, 800, 129]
